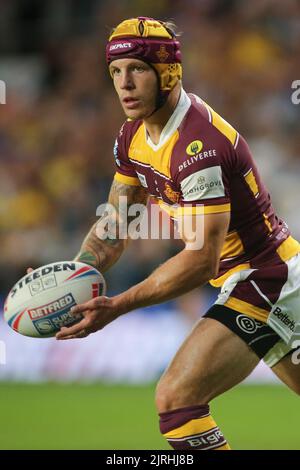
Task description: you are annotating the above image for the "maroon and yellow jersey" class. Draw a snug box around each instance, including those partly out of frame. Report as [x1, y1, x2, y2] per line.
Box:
[113, 90, 300, 287]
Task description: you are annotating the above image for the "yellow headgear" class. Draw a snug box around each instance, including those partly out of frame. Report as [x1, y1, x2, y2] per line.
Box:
[106, 17, 182, 93]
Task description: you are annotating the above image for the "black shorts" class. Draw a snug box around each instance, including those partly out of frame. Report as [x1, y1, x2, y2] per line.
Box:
[204, 304, 294, 367]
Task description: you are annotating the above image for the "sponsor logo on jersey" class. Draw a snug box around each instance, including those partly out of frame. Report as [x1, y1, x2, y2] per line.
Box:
[156, 45, 169, 62]
[180, 166, 225, 201]
[186, 140, 203, 156]
[236, 315, 265, 334]
[164, 183, 180, 204]
[178, 149, 217, 172]
[110, 42, 133, 51]
[272, 307, 295, 332]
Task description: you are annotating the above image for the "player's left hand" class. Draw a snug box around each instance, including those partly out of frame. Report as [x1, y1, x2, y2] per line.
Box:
[56, 296, 123, 340]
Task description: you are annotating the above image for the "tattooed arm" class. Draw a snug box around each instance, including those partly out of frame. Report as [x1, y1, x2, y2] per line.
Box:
[74, 180, 148, 272]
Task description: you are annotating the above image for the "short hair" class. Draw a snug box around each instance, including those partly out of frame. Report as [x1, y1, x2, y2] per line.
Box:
[161, 20, 182, 38]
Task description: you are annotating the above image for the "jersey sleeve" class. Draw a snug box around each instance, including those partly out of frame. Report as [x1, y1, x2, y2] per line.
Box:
[113, 121, 141, 187]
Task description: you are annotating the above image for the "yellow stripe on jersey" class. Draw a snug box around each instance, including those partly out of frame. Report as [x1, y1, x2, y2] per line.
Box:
[209, 263, 251, 288]
[158, 201, 231, 218]
[263, 213, 273, 233]
[163, 416, 217, 439]
[177, 204, 231, 216]
[202, 101, 238, 146]
[129, 124, 179, 179]
[114, 172, 141, 186]
[201, 204, 231, 214]
[244, 169, 259, 197]
[220, 230, 245, 260]
[276, 236, 300, 262]
[224, 296, 270, 323]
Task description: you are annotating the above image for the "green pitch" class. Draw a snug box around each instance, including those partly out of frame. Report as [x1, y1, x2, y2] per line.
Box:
[0, 383, 299, 449]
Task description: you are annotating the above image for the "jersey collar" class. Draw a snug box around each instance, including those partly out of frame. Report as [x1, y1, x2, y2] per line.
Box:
[145, 88, 191, 151]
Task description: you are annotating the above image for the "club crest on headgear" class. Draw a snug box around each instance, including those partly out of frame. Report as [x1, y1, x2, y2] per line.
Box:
[106, 17, 183, 113]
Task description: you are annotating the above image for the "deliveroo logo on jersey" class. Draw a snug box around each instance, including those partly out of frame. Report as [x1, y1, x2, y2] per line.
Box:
[186, 140, 203, 156]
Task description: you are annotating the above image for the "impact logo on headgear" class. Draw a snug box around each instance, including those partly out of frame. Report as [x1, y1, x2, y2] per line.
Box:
[109, 42, 133, 51]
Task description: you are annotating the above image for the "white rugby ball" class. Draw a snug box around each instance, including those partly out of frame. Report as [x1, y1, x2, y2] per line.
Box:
[4, 261, 106, 338]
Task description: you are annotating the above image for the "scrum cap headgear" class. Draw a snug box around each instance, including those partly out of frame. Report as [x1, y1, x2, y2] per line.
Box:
[106, 17, 182, 108]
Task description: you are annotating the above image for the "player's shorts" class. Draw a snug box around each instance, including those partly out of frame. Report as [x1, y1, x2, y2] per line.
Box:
[204, 253, 300, 368]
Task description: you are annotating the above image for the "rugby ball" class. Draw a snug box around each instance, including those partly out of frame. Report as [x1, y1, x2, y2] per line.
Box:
[4, 261, 106, 338]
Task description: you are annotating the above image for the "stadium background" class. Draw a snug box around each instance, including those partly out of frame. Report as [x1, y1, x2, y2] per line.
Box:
[0, 0, 299, 449]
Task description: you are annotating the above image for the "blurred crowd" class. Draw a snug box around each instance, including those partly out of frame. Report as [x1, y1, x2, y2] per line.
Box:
[0, 0, 299, 298]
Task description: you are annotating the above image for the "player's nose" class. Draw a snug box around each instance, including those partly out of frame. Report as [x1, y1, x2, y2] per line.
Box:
[119, 71, 134, 90]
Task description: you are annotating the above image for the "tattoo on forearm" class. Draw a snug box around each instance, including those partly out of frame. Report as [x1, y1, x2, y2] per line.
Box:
[109, 180, 148, 206]
[77, 251, 98, 267]
[76, 181, 148, 271]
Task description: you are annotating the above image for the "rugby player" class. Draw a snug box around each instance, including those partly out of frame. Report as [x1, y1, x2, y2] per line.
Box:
[56, 17, 300, 450]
